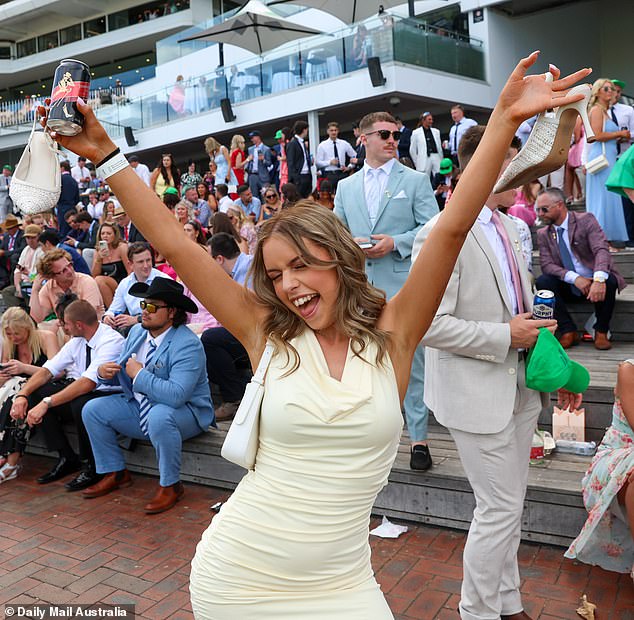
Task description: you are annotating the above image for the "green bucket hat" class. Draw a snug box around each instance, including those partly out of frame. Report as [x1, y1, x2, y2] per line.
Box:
[439, 158, 453, 175]
[611, 79, 626, 90]
[525, 328, 590, 393]
[163, 187, 179, 196]
[274, 130, 284, 140]
[2, 164, 13, 172]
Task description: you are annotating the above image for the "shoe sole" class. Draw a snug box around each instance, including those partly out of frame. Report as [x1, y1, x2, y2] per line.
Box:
[495, 108, 584, 194]
[82, 479, 133, 499]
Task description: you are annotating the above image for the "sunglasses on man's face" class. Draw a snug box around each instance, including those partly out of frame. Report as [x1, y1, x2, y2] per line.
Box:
[140, 300, 169, 313]
[365, 130, 402, 141]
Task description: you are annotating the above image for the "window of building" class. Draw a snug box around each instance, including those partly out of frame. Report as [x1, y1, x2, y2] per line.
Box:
[59, 24, 82, 46]
[16, 39, 36, 58]
[37, 31, 59, 51]
[84, 16, 107, 38]
[0, 45, 11, 59]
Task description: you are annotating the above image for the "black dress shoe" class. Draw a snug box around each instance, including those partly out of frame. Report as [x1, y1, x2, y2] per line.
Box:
[37, 456, 81, 484]
[65, 469, 103, 492]
[410, 445, 432, 471]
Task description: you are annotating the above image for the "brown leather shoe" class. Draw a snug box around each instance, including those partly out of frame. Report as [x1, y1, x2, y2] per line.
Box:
[594, 331, 612, 350]
[82, 469, 132, 499]
[558, 331, 580, 349]
[501, 613, 533, 620]
[144, 481, 184, 514]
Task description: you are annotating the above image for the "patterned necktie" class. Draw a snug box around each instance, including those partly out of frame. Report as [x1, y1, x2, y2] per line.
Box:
[557, 228, 582, 296]
[491, 211, 525, 314]
[138, 340, 157, 434]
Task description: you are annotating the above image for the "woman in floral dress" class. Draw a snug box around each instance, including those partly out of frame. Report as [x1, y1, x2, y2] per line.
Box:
[565, 359, 634, 578]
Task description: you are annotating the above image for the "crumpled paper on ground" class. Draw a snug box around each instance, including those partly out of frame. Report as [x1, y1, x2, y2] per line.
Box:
[576, 594, 596, 620]
[369, 516, 408, 538]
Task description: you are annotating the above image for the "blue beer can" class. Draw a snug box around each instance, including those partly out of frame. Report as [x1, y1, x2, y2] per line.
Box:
[533, 290, 555, 320]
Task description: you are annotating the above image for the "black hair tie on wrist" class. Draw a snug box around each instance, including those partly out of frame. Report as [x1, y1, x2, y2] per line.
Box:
[95, 147, 121, 169]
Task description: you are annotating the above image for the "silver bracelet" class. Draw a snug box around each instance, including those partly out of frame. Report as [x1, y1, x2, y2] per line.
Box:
[96, 152, 130, 180]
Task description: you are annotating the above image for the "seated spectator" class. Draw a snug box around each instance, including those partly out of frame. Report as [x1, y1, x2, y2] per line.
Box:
[431, 158, 455, 211]
[1, 225, 44, 309]
[0, 215, 26, 290]
[175, 201, 192, 226]
[103, 242, 169, 334]
[64, 210, 84, 242]
[183, 185, 212, 228]
[197, 182, 218, 216]
[184, 220, 207, 248]
[535, 188, 627, 350]
[214, 184, 234, 214]
[508, 180, 541, 227]
[234, 184, 262, 222]
[280, 182, 300, 209]
[162, 187, 181, 212]
[30, 249, 104, 326]
[259, 187, 283, 224]
[112, 206, 145, 243]
[565, 359, 634, 578]
[0, 308, 59, 484]
[82, 279, 214, 514]
[310, 180, 334, 211]
[201, 233, 253, 421]
[39, 228, 91, 275]
[26, 212, 55, 231]
[91, 222, 131, 308]
[66, 211, 99, 252]
[222, 209, 253, 255]
[100, 200, 117, 225]
[10, 300, 124, 490]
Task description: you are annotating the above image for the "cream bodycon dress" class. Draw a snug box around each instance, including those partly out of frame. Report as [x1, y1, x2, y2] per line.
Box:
[190, 329, 403, 619]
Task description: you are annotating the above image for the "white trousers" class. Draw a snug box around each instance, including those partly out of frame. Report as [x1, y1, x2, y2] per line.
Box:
[419, 153, 442, 178]
[449, 369, 542, 620]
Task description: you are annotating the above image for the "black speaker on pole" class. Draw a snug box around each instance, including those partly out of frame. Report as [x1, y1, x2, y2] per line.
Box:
[367, 57, 386, 87]
[220, 97, 236, 122]
[124, 126, 138, 147]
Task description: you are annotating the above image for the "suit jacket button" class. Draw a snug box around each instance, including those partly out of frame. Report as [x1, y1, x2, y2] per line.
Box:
[367, 261, 372, 266]
[508, 367, 516, 375]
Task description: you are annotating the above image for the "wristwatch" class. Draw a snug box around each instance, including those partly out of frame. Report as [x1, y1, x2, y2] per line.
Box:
[43, 396, 53, 407]
[593, 275, 607, 283]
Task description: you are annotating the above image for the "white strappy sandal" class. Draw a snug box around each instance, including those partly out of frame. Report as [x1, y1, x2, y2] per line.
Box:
[9, 116, 62, 215]
[0, 462, 21, 484]
[493, 74, 595, 194]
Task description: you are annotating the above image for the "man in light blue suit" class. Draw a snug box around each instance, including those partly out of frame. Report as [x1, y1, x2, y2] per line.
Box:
[81, 278, 214, 514]
[334, 111, 438, 470]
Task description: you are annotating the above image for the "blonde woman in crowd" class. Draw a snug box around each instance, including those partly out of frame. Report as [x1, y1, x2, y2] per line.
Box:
[91, 222, 131, 307]
[227, 205, 257, 254]
[229, 135, 248, 187]
[205, 136, 236, 186]
[0, 308, 59, 483]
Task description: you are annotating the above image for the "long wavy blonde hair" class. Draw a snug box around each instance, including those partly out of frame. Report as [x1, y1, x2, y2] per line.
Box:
[2, 307, 42, 363]
[250, 201, 389, 372]
[588, 78, 614, 111]
[204, 136, 222, 157]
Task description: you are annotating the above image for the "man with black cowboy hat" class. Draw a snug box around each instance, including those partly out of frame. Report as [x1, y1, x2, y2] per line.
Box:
[81, 278, 215, 514]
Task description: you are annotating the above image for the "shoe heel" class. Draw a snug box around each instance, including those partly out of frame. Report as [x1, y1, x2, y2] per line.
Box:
[557, 84, 595, 143]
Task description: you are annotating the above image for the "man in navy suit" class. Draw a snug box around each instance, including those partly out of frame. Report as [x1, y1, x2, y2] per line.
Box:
[57, 161, 79, 238]
[81, 279, 215, 514]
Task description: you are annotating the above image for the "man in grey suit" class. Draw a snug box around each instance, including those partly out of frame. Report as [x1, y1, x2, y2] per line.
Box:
[414, 126, 577, 620]
[334, 111, 438, 470]
[246, 130, 274, 198]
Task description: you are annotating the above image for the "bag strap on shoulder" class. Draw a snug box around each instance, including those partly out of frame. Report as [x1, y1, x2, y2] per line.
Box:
[251, 340, 275, 387]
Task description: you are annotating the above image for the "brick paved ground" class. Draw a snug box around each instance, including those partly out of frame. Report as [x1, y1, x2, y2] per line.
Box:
[1, 455, 633, 619]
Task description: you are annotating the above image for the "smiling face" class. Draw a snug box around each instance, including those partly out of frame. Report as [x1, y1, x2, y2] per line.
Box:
[262, 235, 340, 333]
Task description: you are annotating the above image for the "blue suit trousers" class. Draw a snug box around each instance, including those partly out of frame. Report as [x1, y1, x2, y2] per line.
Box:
[82, 393, 203, 486]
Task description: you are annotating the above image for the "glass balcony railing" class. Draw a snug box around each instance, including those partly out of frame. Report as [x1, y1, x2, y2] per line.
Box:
[0, 15, 485, 137]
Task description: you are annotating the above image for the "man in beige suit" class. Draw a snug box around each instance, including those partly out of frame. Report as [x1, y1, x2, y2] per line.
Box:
[412, 126, 580, 620]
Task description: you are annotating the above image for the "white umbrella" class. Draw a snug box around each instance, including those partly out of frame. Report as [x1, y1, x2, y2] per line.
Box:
[267, 0, 409, 24]
[179, 0, 322, 54]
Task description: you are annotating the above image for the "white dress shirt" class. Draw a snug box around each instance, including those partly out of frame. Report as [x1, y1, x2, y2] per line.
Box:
[132, 163, 152, 186]
[218, 195, 234, 214]
[44, 323, 125, 389]
[363, 158, 395, 227]
[131, 327, 172, 405]
[71, 164, 90, 189]
[477, 206, 519, 314]
[556, 214, 608, 284]
[449, 117, 478, 155]
[316, 138, 356, 171]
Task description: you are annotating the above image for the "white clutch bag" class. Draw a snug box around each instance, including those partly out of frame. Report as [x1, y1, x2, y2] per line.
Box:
[585, 141, 609, 175]
[221, 340, 275, 470]
[9, 118, 61, 215]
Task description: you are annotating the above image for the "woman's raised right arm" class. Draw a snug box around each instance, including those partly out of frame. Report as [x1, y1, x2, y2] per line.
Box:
[45, 103, 268, 351]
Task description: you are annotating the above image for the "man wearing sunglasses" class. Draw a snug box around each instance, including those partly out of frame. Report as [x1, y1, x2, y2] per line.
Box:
[334, 111, 438, 471]
[81, 278, 214, 514]
[535, 188, 626, 350]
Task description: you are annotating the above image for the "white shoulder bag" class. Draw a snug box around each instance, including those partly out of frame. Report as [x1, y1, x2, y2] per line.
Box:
[585, 138, 608, 175]
[9, 117, 61, 215]
[221, 340, 275, 470]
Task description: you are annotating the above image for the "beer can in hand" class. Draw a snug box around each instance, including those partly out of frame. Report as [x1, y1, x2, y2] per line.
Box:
[533, 290, 555, 320]
[47, 59, 91, 136]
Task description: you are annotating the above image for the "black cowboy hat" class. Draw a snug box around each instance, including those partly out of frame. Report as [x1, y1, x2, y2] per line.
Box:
[129, 278, 198, 314]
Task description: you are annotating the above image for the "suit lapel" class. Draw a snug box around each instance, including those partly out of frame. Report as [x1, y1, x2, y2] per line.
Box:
[372, 162, 404, 231]
[567, 211, 577, 246]
[471, 223, 514, 315]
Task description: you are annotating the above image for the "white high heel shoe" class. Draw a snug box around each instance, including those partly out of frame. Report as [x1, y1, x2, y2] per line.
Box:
[494, 75, 595, 194]
[9, 117, 61, 215]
